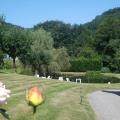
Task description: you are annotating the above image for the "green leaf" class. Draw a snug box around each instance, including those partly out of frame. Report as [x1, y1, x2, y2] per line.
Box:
[0, 108, 10, 120]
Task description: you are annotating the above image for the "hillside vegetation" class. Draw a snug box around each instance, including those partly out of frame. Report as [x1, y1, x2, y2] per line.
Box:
[1, 7, 120, 74]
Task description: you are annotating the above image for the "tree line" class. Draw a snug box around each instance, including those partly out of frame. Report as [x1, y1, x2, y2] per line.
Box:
[0, 7, 120, 75]
[0, 17, 70, 76]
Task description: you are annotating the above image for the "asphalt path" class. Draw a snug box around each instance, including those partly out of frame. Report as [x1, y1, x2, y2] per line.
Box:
[89, 90, 120, 120]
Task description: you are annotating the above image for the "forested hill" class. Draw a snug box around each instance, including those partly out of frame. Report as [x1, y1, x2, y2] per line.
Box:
[1, 7, 120, 72]
[3, 7, 120, 53]
[33, 7, 120, 56]
[85, 7, 120, 30]
[34, 20, 94, 56]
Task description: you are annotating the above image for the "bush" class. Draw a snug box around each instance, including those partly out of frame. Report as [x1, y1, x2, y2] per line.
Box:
[53, 72, 85, 82]
[69, 57, 102, 72]
[85, 71, 103, 83]
[0, 50, 4, 68]
[48, 62, 60, 76]
[19, 67, 33, 75]
[54, 71, 120, 83]
[101, 76, 120, 83]
[3, 60, 13, 69]
[85, 71, 120, 83]
[101, 67, 110, 73]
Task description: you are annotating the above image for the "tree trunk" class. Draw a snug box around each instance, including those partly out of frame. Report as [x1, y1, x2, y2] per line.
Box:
[38, 69, 41, 77]
[13, 57, 16, 72]
[46, 65, 49, 77]
[32, 65, 36, 74]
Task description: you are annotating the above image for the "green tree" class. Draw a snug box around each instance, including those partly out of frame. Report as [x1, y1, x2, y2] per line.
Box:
[34, 20, 72, 48]
[0, 15, 5, 68]
[29, 28, 53, 76]
[0, 50, 4, 68]
[47, 47, 70, 76]
[0, 27, 30, 70]
[34, 21, 94, 56]
[95, 17, 120, 69]
[78, 47, 99, 58]
[0, 15, 5, 48]
[0, 15, 5, 27]
[95, 17, 120, 55]
[53, 48, 70, 71]
[18, 30, 32, 68]
[115, 49, 120, 72]
[56, 47, 71, 71]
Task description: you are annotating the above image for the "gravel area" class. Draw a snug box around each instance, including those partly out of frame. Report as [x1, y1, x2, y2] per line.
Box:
[89, 90, 120, 120]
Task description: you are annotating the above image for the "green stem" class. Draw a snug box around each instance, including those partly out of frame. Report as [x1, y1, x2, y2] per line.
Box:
[33, 106, 37, 120]
[33, 106, 37, 114]
[33, 113, 36, 120]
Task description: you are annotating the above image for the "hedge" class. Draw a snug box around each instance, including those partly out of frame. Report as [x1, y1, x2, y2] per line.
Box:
[54, 71, 120, 83]
[85, 71, 120, 83]
[53, 72, 85, 82]
[69, 57, 102, 72]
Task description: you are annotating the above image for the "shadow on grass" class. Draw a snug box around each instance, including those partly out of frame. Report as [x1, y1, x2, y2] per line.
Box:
[102, 90, 120, 96]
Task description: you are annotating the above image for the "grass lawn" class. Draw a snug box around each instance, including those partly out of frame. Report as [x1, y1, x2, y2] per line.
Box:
[0, 73, 120, 120]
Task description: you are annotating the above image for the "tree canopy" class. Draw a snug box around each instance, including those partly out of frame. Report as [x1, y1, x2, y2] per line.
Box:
[1, 7, 120, 73]
[29, 28, 54, 76]
[0, 26, 30, 69]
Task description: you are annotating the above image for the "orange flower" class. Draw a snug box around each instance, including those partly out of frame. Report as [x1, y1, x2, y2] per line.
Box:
[26, 86, 44, 107]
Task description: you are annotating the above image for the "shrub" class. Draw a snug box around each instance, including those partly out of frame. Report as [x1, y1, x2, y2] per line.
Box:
[69, 56, 102, 72]
[0, 50, 4, 68]
[54, 71, 120, 83]
[48, 62, 60, 75]
[85, 71, 120, 83]
[3, 60, 13, 69]
[101, 67, 110, 73]
[85, 71, 103, 83]
[102, 75, 120, 83]
[19, 67, 33, 75]
[54, 72, 85, 82]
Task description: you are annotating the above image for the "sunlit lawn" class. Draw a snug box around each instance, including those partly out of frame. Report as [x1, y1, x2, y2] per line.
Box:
[0, 73, 120, 120]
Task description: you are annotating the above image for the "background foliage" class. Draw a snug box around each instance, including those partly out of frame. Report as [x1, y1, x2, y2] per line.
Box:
[1, 7, 120, 74]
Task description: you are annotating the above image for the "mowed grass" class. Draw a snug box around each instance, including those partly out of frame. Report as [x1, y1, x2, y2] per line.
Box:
[0, 73, 120, 120]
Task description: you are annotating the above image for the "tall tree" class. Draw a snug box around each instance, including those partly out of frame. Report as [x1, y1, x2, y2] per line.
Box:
[47, 47, 70, 75]
[70, 25, 94, 56]
[0, 15, 5, 68]
[53, 47, 70, 71]
[0, 15, 5, 47]
[0, 50, 4, 68]
[29, 28, 53, 76]
[34, 21, 94, 56]
[34, 20, 72, 48]
[0, 27, 30, 70]
[114, 48, 120, 72]
[95, 17, 120, 69]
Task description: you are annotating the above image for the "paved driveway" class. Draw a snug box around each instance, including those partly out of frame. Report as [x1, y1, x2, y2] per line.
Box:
[89, 90, 120, 120]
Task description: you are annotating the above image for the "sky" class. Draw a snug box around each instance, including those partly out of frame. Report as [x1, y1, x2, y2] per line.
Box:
[0, 0, 120, 28]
